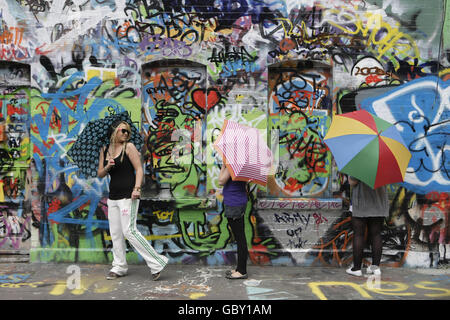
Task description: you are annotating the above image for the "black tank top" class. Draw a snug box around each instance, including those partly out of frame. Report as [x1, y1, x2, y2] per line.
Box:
[104, 144, 135, 200]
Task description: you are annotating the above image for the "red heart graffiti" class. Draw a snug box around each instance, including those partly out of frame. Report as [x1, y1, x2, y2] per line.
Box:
[192, 88, 220, 112]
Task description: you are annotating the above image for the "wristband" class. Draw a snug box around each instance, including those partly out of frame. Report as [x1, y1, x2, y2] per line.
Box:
[133, 187, 141, 191]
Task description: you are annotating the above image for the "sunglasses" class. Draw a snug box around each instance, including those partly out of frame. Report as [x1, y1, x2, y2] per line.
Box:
[120, 128, 130, 135]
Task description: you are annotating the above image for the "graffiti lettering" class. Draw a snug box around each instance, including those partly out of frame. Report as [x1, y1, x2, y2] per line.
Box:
[274, 212, 310, 226]
[208, 46, 257, 66]
[309, 280, 450, 300]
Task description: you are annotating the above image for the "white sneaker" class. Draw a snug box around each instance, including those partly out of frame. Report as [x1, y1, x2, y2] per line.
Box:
[346, 267, 363, 277]
[367, 265, 381, 275]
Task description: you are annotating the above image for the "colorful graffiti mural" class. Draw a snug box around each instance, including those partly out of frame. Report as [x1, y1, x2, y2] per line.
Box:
[0, 0, 447, 268]
[268, 61, 332, 197]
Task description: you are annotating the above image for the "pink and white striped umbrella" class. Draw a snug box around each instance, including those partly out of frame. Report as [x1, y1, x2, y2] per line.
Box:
[213, 120, 273, 186]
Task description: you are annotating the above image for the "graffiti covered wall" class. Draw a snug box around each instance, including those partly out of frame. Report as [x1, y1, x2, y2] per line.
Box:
[0, 0, 448, 268]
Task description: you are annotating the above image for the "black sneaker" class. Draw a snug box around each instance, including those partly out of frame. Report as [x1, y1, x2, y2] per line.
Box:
[106, 271, 125, 280]
[152, 272, 161, 281]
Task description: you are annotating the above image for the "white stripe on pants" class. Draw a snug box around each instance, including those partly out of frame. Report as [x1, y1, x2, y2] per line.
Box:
[107, 198, 168, 275]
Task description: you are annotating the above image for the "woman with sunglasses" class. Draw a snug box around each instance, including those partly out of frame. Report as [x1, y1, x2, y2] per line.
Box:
[98, 120, 168, 281]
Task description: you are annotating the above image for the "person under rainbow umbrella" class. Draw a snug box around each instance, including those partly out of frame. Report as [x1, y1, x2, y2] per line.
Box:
[323, 109, 411, 189]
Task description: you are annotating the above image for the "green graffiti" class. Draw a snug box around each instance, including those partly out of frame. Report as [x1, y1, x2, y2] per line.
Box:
[178, 209, 230, 254]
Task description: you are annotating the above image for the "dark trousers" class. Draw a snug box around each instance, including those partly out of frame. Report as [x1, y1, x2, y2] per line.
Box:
[351, 216, 384, 269]
[228, 216, 248, 275]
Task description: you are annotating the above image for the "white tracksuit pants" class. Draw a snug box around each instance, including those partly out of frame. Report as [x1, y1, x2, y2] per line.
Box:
[107, 198, 168, 275]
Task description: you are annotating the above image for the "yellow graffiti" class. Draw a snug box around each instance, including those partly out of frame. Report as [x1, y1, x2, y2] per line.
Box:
[86, 67, 117, 82]
[276, 18, 309, 40]
[102, 230, 205, 241]
[439, 68, 450, 78]
[49, 277, 115, 296]
[309, 280, 450, 300]
[49, 281, 67, 295]
[414, 281, 450, 298]
[103, 231, 181, 241]
[308, 281, 373, 300]
[153, 209, 175, 222]
[363, 281, 416, 296]
[324, 9, 420, 70]
[49, 281, 69, 296]
[191, 17, 218, 42]
[189, 292, 207, 299]
[0, 179, 4, 201]
[0, 282, 44, 288]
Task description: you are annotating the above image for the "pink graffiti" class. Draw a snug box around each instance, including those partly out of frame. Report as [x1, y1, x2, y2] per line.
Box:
[0, 214, 31, 250]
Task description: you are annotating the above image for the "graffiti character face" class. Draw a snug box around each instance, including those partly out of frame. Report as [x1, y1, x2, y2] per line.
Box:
[267, 65, 332, 196]
[277, 110, 329, 194]
[148, 100, 196, 186]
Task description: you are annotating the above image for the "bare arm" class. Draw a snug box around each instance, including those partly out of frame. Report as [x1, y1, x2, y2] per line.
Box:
[218, 165, 230, 186]
[348, 176, 359, 187]
[98, 147, 114, 178]
[126, 143, 143, 199]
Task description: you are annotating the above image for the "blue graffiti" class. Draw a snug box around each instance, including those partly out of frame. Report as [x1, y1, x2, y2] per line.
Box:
[360, 76, 450, 194]
[90, 0, 116, 10]
[221, 59, 260, 78]
[32, 72, 129, 247]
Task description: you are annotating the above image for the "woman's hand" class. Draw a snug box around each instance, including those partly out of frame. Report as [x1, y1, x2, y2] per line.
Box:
[348, 176, 359, 186]
[106, 158, 115, 171]
[132, 187, 141, 199]
[218, 165, 230, 186]
[98, 147, 114, 178]
[131, 190, 140, 199]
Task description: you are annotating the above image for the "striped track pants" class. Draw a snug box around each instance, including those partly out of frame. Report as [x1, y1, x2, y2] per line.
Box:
[107, 198, 168, 275]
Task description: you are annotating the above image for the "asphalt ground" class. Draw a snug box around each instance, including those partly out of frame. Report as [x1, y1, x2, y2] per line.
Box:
[0, 262, 448, 318]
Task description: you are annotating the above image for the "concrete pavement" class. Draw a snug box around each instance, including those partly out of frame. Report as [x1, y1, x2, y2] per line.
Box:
[0, 262, 449, 302]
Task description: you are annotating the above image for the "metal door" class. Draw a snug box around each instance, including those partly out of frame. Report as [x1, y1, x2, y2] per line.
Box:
[268, 60, 333, 197]
[141, 60, 207, 201]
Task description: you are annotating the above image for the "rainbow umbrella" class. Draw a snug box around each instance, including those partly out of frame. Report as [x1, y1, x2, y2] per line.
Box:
[213, 120, 273, 186]
[323, 110, 411, 189]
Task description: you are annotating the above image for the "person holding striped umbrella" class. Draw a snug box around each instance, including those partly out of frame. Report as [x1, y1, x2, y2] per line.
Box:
[219, 164, 249, 279]
[213, 119, 273, 187]
[214, 119, 273, 279]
